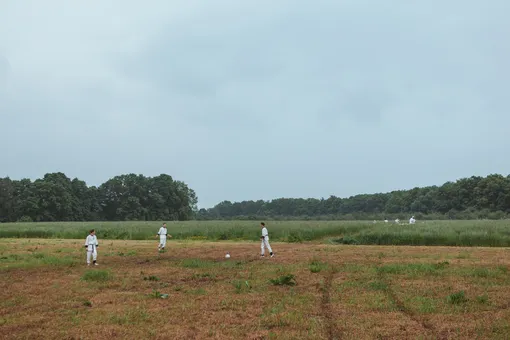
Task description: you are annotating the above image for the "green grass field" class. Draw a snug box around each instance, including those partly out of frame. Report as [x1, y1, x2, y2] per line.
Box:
[1, 220, 510, 247]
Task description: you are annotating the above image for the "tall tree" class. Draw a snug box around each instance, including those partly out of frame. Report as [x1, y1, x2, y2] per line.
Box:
[0, 178, 15, 222]
[0, 172, 198, 222]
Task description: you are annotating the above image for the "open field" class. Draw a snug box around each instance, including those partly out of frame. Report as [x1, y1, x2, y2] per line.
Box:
[1, 220, 510, 247]
[1, 239, 510, 339]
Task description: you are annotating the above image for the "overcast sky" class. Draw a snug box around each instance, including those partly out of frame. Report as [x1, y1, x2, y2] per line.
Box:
[1, 1, 509, 208]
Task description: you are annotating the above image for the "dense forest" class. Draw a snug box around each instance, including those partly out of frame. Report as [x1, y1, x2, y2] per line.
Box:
[1, 173, 510, 222]
[198, 174, 510, 221]
[0, 173, 197, 222]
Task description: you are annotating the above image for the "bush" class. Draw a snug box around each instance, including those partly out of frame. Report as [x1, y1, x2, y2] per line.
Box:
[309, 260, 328, 273]
[269, 274, 297, 286]
[287, 232, 303, 243]
[333, 236, 359, 245]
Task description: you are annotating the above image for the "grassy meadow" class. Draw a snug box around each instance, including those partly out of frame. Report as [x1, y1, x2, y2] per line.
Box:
[1, 219, 510, 247]
[1, 220, 510, 339]
[1, 239, 510, 339]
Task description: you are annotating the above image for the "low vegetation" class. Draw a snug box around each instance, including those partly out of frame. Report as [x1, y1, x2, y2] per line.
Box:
[1, 238, 509, 339]
[81, 269, 112, 282]
[1, 220, 510, 247]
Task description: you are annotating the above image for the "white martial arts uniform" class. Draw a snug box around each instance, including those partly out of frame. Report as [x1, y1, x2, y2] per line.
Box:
[157, 227, 168, 250]
[84, 234, 98, 265]
[260, 227, 273, 257]
[409, 217, 416, 224]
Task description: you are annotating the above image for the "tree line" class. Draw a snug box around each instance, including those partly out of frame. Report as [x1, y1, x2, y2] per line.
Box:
[197, 174, 510, 220]
[2, 173, 509, 222]
[0, 173, 198, 222]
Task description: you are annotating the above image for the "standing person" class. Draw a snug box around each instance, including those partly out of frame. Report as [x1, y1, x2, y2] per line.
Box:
[260, 222, 274, 258]
[84, 229, 99, 266]
[409, 216, 416, 224]
[156, 223, 172, 252]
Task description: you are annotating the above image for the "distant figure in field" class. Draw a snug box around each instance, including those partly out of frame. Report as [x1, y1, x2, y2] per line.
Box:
[84, 229, 99, 266]
[260, 222, 274, 258]
[384, 219, 388, 223]
[156, 223, 172, 252]
[409, 216, 416, 224]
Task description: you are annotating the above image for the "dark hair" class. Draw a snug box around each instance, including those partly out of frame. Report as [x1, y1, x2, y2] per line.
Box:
[90, 229, 95, 234]
[260, 222, 265, 226]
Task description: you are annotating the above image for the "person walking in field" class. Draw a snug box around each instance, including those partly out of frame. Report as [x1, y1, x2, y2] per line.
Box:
[156, 223, 172, 252]
[84, 229, 99, 266]
[260, 222, 274, 258]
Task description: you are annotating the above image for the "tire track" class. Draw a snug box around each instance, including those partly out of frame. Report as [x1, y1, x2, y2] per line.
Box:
[384, 283, 438, 335]
[375, 265, 442, 339]
[320, 267, 342, 340]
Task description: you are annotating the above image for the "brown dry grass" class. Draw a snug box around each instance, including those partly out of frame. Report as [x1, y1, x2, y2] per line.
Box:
[1, 239, 510, 340]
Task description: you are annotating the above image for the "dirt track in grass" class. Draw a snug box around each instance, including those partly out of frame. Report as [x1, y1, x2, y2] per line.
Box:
[1, 239, 510, 339]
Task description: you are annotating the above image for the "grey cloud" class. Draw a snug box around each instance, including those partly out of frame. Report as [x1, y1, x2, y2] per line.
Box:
[1, 1, 509, 207]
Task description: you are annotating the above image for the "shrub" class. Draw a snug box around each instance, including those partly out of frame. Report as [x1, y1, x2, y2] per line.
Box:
[269, 274, 297, 286]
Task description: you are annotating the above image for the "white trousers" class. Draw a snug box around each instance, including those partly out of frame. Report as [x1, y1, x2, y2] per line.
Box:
[159, 236, 167, 249]
[261, 236, 272, 255]
[87, 250, 97, 264]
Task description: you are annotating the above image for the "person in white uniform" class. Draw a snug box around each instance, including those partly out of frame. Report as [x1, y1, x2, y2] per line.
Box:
[409, 216, 416, 224]
[260, 222, 274, 258]
[84, 229, 99, 266]
[156, 223, 172, 251]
